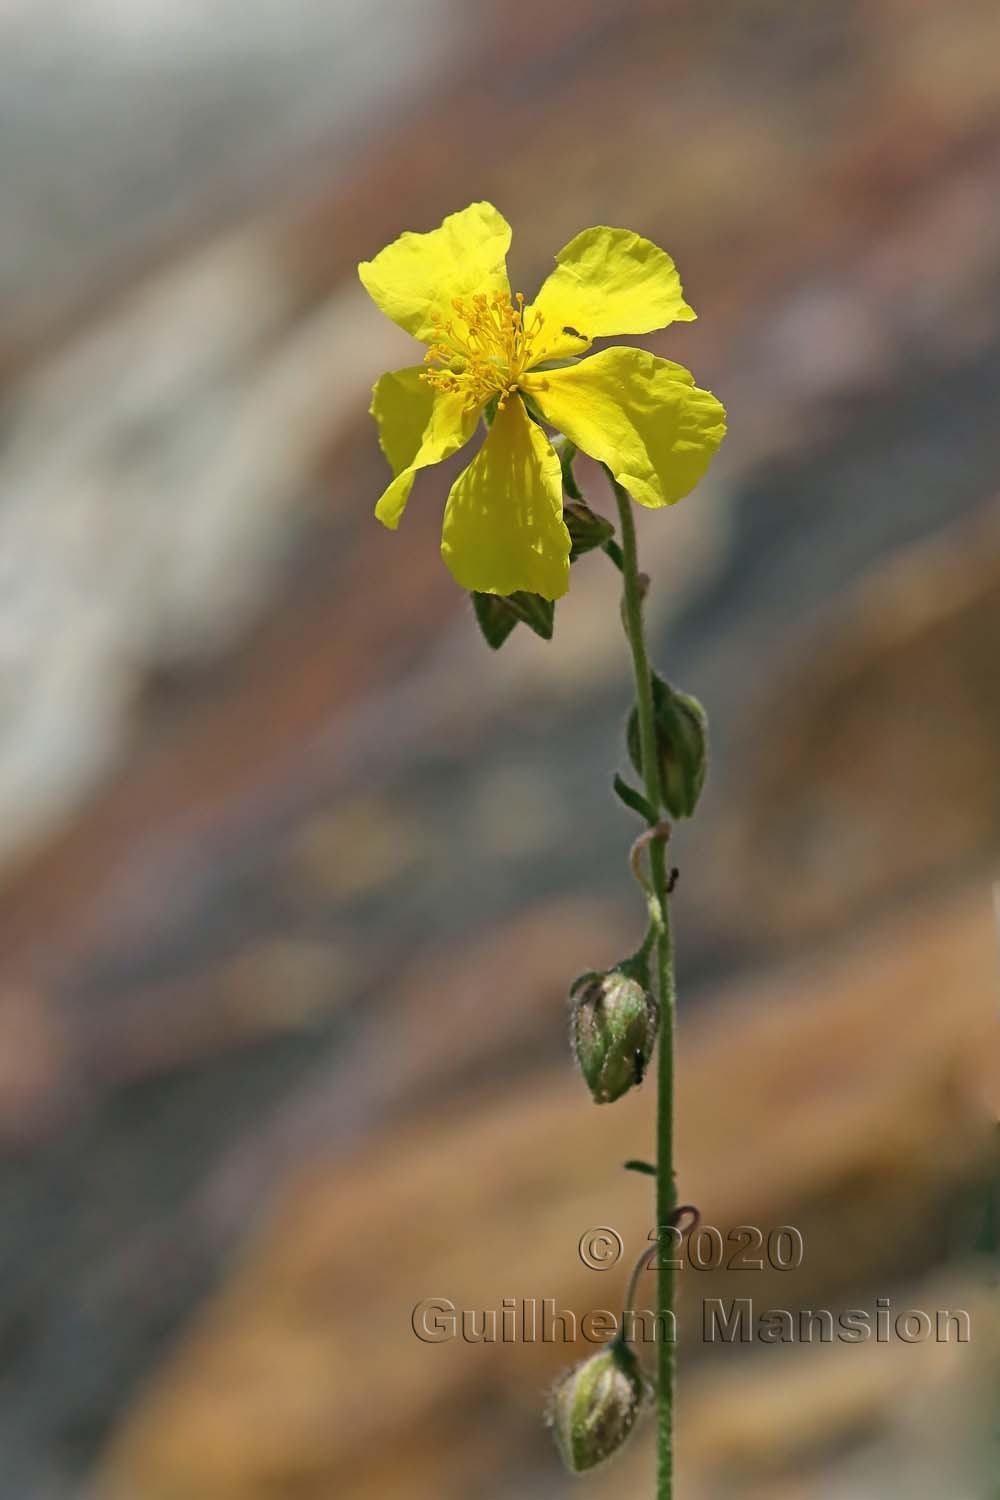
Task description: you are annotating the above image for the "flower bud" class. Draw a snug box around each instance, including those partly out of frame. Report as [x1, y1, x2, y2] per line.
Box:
[570, 968, 659, 1104]
[564, 500, 615, 560]
[548, 1344, 645, 1473]
[627, 675, 709, 819]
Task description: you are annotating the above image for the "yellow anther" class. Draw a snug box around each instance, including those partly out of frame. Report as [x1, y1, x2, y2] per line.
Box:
[421, 287, 549, 406]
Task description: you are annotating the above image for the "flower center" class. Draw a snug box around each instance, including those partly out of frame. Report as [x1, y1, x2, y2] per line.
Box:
[420, 291, 550, 410]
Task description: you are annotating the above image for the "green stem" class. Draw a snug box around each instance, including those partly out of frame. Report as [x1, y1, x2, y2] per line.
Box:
[607, 468, 677, 1500]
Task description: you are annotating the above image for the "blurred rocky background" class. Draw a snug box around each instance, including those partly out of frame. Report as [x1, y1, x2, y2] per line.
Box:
[1, 0, 998, 1496]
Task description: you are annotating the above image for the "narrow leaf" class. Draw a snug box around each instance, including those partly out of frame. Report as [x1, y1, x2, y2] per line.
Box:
[601, 538, 625, 572]
[612, 772, 656, 824]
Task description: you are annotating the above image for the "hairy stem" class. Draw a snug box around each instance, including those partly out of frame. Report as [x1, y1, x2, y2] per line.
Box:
[608, 470, 677, 1500]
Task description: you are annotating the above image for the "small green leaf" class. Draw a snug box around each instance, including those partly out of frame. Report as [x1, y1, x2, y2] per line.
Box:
[623, 1158, 657, 1176]
[612, 773, 656, 824]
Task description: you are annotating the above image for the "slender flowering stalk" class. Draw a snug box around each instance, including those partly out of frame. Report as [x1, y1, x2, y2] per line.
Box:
[358, 203, 725, 1500]
[611, 472, 679, 1493]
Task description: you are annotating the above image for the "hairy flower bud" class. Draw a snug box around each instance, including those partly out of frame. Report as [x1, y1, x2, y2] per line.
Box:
[548, 1344, 645, 1473]
[627, 675, 709, 819]
[570, 968, 659, 1104]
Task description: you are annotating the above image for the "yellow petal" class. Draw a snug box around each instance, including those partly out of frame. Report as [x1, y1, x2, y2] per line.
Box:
[370, 367, 479, 529]
[441, 395, 569, 599]
[358, 202, 512, 346]
[531, 347, 726, 509]
[527, 226, 696, 363]
[370, 366, 434, 474]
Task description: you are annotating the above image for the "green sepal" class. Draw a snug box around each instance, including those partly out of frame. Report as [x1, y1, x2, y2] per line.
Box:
[471, 590, 555, 649]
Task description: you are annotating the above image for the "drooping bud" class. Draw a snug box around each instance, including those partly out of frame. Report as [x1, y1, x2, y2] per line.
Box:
[564, 500, 615, 560]
[548, 1343, 645, 1473]
[570, 966, 658, 1104]
[627, 674, 709, 819]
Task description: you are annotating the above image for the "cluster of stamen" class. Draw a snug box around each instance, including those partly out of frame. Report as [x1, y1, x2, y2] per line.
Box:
[421, 291, 550, 411]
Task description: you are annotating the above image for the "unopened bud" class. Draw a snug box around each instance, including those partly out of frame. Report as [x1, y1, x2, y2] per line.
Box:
[570, 968, 658, 1104]
[627, 676, 709, 819]
[564, 501, 615, 560]
[548, 1344, 645, 1473]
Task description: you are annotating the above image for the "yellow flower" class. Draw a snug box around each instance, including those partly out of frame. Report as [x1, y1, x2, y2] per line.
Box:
[359, 202, 726, 601]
